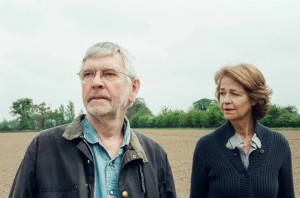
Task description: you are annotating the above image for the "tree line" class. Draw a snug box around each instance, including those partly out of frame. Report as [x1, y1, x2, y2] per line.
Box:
[0, 98, 76, 131]
[1, 97, 300, 132]
[127, 98, 300, 128]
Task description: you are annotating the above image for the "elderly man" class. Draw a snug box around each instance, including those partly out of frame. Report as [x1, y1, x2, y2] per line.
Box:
[9, 42, 176, 198]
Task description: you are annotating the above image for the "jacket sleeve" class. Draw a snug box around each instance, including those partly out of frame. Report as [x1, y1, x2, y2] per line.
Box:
[163, 154, 176, 198]
[9, 137, 38, 198]
[277, 139, 295, 198]
[190, 140, 208, 198]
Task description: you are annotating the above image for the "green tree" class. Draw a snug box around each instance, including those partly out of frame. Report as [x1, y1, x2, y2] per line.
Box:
[261, 104, 282, 127]
[186, 108, 208, 128]
[0, 119, 19, 131]
[34, 102, 51, 129]
[58, 105, 66, 124]
[44, 106, 66, 128]
[152, 107, 187, 128]
[10, 98, 35, 130]
[127, 98, 153, 128]
[65, 101, 75, 123]
[0, 119, 10, 131]
[284, 105, 298, 114]
[260, 104, 300, 127]
[127, 98, 152, 119]
[206, 103, 225, 127]
[193, 98, 217, 111]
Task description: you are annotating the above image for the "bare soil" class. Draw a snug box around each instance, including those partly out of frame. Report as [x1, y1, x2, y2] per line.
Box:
[1, 129, 299, 197]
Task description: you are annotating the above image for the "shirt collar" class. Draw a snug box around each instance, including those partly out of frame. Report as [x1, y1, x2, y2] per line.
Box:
[81, 117, 131, 147]
[226, 132, 261, 149]
[251, 133, 262, 148]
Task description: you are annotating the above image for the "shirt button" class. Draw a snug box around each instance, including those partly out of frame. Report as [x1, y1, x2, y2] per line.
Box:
[260, 149, 265, 154]
[132, 155, 137, 159]
[122, 191, 128, 197]
[109, 190, 114, 195]
[87, 160, 90, 164]
[109, 162, 113, 166]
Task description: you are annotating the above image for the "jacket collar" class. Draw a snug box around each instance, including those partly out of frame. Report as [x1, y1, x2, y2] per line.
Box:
[129, 130, 148, 162]
[63, 114, 148, 162]
[62, 114, 84, 140]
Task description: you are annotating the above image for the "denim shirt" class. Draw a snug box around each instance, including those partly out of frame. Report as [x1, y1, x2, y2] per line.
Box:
[81, 117, 131, 198]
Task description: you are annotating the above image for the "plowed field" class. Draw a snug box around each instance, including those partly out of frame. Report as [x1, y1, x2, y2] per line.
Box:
[1, 129, 299, 197]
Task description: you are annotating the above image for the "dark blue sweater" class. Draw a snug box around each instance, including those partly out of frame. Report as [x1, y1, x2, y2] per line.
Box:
[190, 121, 295, 198]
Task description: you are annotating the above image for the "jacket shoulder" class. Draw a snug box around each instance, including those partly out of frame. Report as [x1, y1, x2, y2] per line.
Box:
[28, 125, 69, 150]
[132, 130, 168, 158]
[133, 130, 155, 141]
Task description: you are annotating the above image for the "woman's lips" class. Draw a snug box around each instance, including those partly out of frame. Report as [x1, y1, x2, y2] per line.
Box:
[223, 108, 234, 112]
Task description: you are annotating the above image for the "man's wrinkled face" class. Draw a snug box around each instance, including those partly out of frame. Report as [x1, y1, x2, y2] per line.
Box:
[80, 53, 139, 118]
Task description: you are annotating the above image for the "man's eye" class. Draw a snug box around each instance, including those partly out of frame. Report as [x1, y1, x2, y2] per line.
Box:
[81, 71, 95, 79]
[83, 71, 94, 77]
[103, 71, 117, 77]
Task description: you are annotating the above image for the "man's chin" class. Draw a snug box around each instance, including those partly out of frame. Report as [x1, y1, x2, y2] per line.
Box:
[86, 106, 112, 116]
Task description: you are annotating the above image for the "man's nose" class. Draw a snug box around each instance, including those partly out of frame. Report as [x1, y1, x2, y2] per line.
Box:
[91, 72, 105, 87]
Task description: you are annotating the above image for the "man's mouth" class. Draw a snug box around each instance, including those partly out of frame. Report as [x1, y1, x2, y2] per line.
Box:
[88, 95, 110, 102]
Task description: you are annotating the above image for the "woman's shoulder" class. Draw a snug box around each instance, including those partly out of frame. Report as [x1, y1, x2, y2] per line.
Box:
[270, 130, 290, 146]
[257, 122, 286, 137]
[196, 129, 220, 148]
[256, 122, 290, 146]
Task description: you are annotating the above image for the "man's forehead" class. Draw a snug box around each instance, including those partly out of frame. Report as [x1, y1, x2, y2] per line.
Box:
[83, 55, 125, 70]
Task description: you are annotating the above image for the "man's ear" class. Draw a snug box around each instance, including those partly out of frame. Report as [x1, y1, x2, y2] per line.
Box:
[128, 79, 140, 103]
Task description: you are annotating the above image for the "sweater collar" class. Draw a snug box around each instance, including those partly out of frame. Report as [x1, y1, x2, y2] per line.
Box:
[216, 120, 271, 173]
[214, 120, 271, 147]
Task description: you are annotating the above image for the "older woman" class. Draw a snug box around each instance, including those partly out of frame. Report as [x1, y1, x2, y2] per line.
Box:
[190, 63, 294, 198]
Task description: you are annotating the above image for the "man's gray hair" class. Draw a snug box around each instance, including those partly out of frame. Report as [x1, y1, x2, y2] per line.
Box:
[81, 42, 138, 80]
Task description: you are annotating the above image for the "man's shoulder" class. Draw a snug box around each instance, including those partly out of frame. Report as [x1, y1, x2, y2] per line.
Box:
[131, 129, 166, 152]
[32, 124, 69, 144]
[23, 124, 72, 159]
[131, 130, 157, 143]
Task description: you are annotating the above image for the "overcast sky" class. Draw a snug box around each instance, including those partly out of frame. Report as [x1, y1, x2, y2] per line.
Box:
[1, 0, 300, 121]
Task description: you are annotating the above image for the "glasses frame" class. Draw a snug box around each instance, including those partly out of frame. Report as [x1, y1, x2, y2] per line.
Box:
[77, 68, 132, 82]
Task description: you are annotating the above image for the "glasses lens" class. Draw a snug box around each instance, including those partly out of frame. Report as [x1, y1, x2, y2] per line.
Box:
[78, 69, 131, 82]
[102, 70, 119, 81]
[80, 70, 95, 82]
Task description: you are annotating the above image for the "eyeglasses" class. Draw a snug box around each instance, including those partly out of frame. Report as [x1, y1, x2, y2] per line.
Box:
[77, 69, 132, 82]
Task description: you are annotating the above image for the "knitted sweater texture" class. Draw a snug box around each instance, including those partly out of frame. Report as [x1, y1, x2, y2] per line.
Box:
[190, 121, 294, 198]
